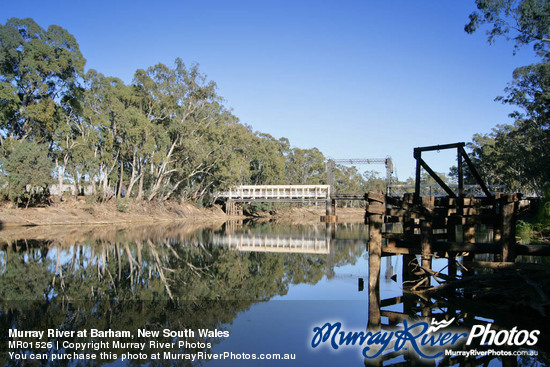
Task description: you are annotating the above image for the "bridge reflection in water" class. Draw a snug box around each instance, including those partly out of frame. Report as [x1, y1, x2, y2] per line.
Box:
[1, 220, 545, 366]
[212, 234, 330, 254]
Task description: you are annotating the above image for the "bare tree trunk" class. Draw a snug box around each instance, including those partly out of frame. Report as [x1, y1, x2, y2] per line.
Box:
[101, 166, 109, 198]
[55, 158, 65, 197]
[90, 178, 97, 196]
[136, 170, 145, 200]
[161, 179, 184, 201]
[100, 157, 118, 199]
[126, 151, 141, 198]
[117, 159, 124, 198]
[72, 170, 80, 197]
[148, 141, 177, 201]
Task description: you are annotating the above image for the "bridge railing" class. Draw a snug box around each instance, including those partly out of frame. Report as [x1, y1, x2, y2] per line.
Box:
[218, 185, 331, 202]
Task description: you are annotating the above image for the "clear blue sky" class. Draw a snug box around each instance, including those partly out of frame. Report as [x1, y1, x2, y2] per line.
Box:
[2, 0, 538, 180]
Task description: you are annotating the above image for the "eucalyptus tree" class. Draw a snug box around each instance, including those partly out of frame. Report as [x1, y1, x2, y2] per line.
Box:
[133, 59, 221, 201]
[81, 71, 142, 198]
[168, 98, 230, 202]
[285, 147, 326, 185]
[0, 18, 85, 198]
[0, 18, 85, 143]
[469, 64, 550, 195]
[132, 64, 173, 200]
[206, 120, 256, 192]
[79, 70, 116, 197]
[0, 139, 53, 206]
[363, 170, 387, 192]
[333, 165, 367, 193]
[465, 0, 550, 60]
[465, 0, 550, 195]
[248, 133, 288, 185]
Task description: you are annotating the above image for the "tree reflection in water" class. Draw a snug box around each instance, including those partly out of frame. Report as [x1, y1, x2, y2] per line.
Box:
[0, 221, 365, 365]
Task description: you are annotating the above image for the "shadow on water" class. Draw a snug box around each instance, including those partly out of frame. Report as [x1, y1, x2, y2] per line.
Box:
[366, 287, 550, 366]
[365, 253, 550, 366]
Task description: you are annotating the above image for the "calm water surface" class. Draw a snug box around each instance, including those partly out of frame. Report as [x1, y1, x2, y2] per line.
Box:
[0, 221, 546, 366]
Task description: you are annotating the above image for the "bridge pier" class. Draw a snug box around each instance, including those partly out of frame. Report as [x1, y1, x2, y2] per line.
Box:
[320, 198, 338, 223]
[225, 200, 243, 216]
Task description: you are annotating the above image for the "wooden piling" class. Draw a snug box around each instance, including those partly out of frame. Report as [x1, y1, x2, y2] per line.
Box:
[419, 219, 432, 288]
[419, 197, 434, 287]
[366, 192, 384, 331]
[500, 194, 519, 262]
[321, 198, 338, 222]
[446, 215, 459, 279]
[225, 200, 235, 216]
[325, 198, 332, 217]
[401, 193, 417, 285]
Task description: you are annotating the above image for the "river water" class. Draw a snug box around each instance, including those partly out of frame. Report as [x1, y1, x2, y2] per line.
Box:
[0, 221, 547, 366]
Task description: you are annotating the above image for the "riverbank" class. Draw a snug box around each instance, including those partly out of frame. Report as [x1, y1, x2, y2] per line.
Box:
[0, 197, 228, 227]
[0, 198, 366, 228]
[268, 206, 365, 224]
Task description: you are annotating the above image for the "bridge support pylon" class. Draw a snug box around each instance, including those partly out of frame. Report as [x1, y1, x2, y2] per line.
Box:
[320, 198, 338, 223]
[225, 200, 243, 216]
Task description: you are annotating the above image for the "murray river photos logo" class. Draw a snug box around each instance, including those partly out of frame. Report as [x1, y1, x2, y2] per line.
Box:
[310, 318, 540, 359]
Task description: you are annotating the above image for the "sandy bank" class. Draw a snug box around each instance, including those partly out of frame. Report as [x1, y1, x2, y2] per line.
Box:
[0, 198, 366, 230]
[0, 197, 229, 228]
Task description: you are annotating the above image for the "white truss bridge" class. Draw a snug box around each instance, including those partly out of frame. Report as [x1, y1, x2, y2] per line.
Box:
[217, 185, 331, 203]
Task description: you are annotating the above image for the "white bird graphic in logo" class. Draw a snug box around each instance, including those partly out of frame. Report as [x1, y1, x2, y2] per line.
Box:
[427, 318, 455, 333]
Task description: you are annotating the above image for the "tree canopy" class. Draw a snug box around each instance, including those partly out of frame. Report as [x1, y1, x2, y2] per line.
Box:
[0, 18, 376, 205]
[465, 0, 550, 60]
[0, 17, 85, 141]
[468, 63, 550, 195]
[464, 1, 550, 196]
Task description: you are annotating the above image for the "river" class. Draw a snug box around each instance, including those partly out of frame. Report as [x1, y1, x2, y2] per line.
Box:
[0, 221, 547, 366]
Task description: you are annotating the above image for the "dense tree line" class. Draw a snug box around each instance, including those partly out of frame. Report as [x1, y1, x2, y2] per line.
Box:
[0, 18, 376, 206]
[464, 0, 549, 197]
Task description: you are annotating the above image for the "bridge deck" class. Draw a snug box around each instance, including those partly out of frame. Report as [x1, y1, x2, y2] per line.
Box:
[219, 185, 331, 203]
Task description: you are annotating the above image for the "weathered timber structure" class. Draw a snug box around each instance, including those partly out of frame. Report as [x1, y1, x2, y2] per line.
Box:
[413, 142, 492, 203]
[365, 190, 547, 365]
[363, 143, 548, 365]
[365, 143, 547, 292]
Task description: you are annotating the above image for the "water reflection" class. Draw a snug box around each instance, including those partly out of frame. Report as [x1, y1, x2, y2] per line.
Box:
[1, 221, 548, 366]
[0, 222, 368, 366]
[370, 255, 550, 366]
[0, 222, 370, 302]
[212, 234, 330, 254]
